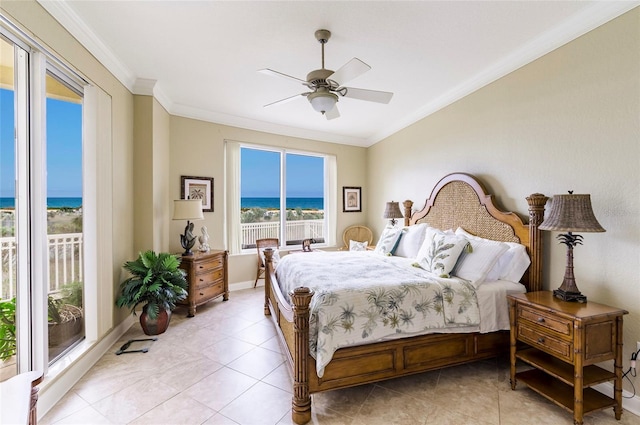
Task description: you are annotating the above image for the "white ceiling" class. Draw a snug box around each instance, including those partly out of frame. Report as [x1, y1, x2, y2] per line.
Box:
[39, 1, 637, 147]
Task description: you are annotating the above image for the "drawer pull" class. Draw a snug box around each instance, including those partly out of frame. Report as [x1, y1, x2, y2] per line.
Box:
[537, 337, 545, 344]
[199, 292, 204, 296]
[537, 317, 545, 323]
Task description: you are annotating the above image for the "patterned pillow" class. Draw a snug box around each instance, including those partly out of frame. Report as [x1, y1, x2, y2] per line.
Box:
[373, 226, 403, 256]
[415, 227, 468, 277]
[349, 240, 368, 251]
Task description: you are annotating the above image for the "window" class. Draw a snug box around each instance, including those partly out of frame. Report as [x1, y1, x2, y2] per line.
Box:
[1, 22, 94, 381]
[225, 142, 336, 253]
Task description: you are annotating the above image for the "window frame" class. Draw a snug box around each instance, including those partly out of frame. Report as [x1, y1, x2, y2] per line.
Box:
[226, 141, 336, 254]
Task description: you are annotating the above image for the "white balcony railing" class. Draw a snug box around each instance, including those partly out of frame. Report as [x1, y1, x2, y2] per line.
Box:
[1, 233, 83, 300]
[240, 219, 324, 248]
[0, 220, 324, 299]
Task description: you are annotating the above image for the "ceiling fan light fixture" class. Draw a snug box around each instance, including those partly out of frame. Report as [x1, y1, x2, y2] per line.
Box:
[308, 91, 338, 114]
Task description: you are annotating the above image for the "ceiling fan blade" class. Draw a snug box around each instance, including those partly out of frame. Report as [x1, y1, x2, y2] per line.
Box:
[341, 87, 393, 104]
[264, 93, 305, 108]
[325, 104, 340, 120]
[258, 68, 307, 85]
[328, 58, 371, 85]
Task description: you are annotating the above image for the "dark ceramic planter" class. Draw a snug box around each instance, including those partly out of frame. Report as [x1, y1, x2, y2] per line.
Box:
[140, 305, 171, 335]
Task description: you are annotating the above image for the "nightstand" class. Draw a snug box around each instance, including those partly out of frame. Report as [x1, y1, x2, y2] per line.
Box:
[178, 250, 228, 317]
[508, 291, 628, 425]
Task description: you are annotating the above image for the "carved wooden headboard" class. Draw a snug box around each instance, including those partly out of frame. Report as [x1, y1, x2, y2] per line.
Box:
[402, 173, 547, 292]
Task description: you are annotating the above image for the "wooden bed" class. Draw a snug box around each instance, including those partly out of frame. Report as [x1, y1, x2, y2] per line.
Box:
[263, 172, 548, 424]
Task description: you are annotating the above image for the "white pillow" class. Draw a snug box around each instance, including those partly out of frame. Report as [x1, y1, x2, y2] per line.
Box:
[349, 240, 368, 251]
[498, 243, 530, 282]
[452, 237, 509, 287]
[374, 226, 403, 256]
[393, 223, 428, 258]
[455, 227, 530, 283]
[415, 227, 469, 277]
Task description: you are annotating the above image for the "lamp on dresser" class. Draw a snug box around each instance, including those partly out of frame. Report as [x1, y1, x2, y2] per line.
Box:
[383, 201, 404, 227]
[173, 199, 204, 256]
[539, 191, 605, 302]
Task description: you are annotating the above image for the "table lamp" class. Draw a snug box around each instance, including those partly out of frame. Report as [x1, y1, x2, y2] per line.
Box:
[539, 192, 605, 302]
[383, 201, 404, 227]
[173, 199, 204, 256]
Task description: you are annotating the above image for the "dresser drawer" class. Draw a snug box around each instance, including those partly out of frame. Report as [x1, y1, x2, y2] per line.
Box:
[195, 281, 225, 302]
[518, 306, 572, 337]
[195, 269, 224, 289]
[518, 323, 573, 361]
[195, 255, 224, 274]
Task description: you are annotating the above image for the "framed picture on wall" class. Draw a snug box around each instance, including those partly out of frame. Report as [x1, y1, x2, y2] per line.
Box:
[343, 186, 362, 212]
[181, 176, 214, 212]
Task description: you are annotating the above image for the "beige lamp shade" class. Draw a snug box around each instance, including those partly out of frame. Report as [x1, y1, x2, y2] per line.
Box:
[173, 199, 204, 221]
[539, 194, 605, 233]
[383, 201, 404, 220]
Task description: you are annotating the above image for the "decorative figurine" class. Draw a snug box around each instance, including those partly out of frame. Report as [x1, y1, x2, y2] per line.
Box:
[198, 226, 211, 252]
[180, 222, 197, 255]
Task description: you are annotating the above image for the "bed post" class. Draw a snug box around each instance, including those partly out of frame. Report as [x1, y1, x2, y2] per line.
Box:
[526, 193, 548, 292]
[263, 248, 273, 316]
[290, 287, 314, 425]
[403, 200, 413, 227]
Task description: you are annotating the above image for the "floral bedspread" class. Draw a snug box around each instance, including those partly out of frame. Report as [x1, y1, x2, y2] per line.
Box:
[276, 251, 479, 377]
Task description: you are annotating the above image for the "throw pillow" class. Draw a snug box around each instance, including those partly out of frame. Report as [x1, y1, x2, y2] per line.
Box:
[349, 240, 368, 251]
[373, 226, 403, 256]
[415, 227, 469, 277]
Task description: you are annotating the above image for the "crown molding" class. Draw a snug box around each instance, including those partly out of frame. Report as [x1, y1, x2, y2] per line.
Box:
[37, 0, 137, 91]
[171, 103, 369, 147]
[38, 1, 639, 147]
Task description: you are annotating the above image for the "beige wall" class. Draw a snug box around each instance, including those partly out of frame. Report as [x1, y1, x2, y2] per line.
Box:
[168, 116, 367, 285]
[368, 9, 640, 391]
[133, 95, 172, 252]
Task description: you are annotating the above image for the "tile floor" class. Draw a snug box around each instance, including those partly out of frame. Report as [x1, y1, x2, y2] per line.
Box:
[41, 287, 640, 425]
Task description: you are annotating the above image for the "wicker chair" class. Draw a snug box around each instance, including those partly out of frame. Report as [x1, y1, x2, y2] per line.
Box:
[341, 225, 374, 250]
[254, 238, 279, 287]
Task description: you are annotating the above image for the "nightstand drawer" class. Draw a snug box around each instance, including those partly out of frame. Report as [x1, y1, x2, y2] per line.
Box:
[195, 256, 224, 274]
[195, 269, 224, 288]
[196, 281, 225, 301]
[518, 323, 573, 361]
[518, 306, 572, 337]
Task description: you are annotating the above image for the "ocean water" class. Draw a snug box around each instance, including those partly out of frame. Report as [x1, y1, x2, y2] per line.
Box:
[0, 197, 83, 208]
[0, 196, 321, 210]
[242, 197, 323, 210]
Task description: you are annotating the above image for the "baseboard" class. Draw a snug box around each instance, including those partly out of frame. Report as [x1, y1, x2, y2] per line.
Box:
[593, 382, 640, 417]
[230, 280, 262, 291]
[38, 314, 136, 418]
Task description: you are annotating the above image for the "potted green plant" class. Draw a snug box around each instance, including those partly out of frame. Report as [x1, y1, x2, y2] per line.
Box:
[116, 251, 188, 335]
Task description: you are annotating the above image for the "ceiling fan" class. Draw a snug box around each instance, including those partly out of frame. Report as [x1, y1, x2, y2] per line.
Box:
[258, 29, 393, 120]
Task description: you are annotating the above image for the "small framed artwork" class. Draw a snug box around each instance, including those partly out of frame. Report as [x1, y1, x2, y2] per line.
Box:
[181, 176, 214, 212]
[343, 186, 362, 212]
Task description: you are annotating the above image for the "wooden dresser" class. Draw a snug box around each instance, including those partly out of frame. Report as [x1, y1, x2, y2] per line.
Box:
[508, 291, 628, 425]
[179, 250, 228, 317]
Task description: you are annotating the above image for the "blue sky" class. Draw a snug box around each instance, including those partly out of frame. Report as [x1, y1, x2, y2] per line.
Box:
[2, 87, 322, 201]
[241, 148, 323, 198]
[0, 88, 82, 198]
